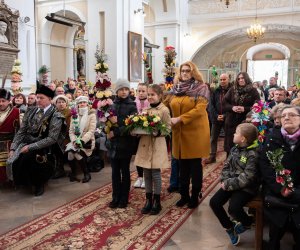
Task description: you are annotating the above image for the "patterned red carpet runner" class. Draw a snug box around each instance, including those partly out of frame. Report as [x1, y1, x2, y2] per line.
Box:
[0, 154, 225, 250]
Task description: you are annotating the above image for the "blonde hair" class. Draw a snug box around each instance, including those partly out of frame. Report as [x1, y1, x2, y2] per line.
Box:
[291, 98, 300, 107]
[174, 61, 204, 84]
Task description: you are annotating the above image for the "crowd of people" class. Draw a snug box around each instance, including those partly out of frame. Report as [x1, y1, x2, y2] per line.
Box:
[0, 63, 299, 249]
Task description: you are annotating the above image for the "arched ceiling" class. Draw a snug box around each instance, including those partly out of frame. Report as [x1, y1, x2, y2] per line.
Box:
[192, 24, 300, 69]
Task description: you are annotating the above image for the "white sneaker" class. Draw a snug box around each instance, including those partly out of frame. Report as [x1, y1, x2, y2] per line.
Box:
[133, 177, 142, 188]
[141, 179, 145, 189]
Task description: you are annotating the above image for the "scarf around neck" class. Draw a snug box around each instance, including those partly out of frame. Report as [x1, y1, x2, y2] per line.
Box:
[172, 78, 210, 101]
[233, 84, 253, 105]
[78, 107, 89, 135]
[281, 127, 300, 145]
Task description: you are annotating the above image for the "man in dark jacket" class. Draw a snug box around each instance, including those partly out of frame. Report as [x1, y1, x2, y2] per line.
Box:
[204, 73, 231, 164]
[7, 85, 65, 196]
[269, 88, 290, 109]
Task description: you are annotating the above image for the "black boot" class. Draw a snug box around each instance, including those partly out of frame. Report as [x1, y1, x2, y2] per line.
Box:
[176, 185, 190, 207]
[188, 188, 200, 208]
[69, 160, 80, 182]
[79, 158, 91, 183]
[150, 194, 162, 215]
[141, 193, 152, 214]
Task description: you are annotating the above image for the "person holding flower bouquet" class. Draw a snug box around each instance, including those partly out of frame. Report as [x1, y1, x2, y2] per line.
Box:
[134, 84, 171, 215]
[259, 105, 300, 250]
[66, 96, 96, 183]
[106, 79, 138, 209]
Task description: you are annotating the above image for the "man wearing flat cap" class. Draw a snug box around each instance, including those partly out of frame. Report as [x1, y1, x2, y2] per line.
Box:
[7, 85, 65, 196]
[0, 88, 20, 184]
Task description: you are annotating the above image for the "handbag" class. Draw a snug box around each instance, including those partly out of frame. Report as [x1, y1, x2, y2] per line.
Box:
[264, 194, 299, 212]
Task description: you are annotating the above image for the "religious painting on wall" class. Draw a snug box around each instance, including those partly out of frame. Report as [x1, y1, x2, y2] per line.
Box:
[128, 31, 142, 82]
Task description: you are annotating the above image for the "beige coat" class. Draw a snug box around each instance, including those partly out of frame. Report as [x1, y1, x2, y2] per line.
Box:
[170, 96, 210, 159]
[134, 103, 171, 169]
[69, 109, 96, 157]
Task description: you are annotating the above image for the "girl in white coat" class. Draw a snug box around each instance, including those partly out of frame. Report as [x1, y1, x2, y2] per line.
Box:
[134, 84, 171, 215]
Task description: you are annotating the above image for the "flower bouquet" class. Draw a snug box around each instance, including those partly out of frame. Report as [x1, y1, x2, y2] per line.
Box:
[11, 59, 23, 95]
[92, 45, 116, 133]
[124, 113, 170, 136]
[266, 148, 294, 194]
[163, 45, 177, 86]
[251, 100, 271, 144]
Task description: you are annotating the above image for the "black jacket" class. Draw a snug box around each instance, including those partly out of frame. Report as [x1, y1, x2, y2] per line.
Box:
[108, 96, 138, 159]
[208, 85, 230, 124]
[259, 128, 300, 228]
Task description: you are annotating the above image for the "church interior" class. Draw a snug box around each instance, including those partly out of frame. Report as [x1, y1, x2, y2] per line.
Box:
[0, 0, 300, 249]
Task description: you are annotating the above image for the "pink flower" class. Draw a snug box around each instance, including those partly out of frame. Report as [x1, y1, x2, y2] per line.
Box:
[165, 45, 175, 51]
[252, 103, 262, 113]
[284, 169, 291, 175]
[276, 176, 284, 184]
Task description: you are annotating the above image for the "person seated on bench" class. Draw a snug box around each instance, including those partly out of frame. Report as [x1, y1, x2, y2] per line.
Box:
[259, 105, 300, 250]
[210, 123, 260, 246]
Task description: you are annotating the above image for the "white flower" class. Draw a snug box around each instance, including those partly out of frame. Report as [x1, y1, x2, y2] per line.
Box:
[103, 63, 109, 69]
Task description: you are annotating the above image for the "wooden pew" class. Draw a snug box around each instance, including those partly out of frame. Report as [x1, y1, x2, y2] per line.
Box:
[245, 195, 263, 250]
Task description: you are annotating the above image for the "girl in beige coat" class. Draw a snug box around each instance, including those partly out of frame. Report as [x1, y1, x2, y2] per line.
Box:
[66, 96, 96, 183]
[134, 84, 171, 215]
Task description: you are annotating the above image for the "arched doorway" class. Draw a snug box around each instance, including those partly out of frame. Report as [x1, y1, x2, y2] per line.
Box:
[247, 43, 290, 87]
[191, 24, 300, 85]
[47, 10, 85, 81]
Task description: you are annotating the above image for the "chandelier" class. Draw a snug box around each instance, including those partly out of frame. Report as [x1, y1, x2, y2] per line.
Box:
[246, 0, 265, 42]
[220, 0, 237, 8]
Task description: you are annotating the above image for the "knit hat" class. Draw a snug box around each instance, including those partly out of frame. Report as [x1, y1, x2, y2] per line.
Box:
[36, 84, 55, 98]
[0, 88, 11, 100]
[115, 78, 130, 93]
[53, 94, 69, 105]
[75, 95, 89, 105]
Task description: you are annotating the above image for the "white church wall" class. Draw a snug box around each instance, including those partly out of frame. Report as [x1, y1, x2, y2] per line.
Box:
[4, 0, 36, 93]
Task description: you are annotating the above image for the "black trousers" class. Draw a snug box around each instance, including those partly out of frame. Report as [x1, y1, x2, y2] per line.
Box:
[268, 218, 300, 250]
[210, 188, 254, 229]
[111, 157, 131, 203]
[13, 150, 54, 187]
[210, 122, 225, 157]
[178, 158, 202, 198]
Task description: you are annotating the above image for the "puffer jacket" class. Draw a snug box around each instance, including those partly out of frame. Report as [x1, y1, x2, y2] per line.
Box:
[108, 96, 138, 159]
[221, 142, 260, 195]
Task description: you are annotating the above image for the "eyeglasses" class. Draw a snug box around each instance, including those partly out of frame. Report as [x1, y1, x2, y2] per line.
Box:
[181, 69, 191, 73]
[280, 113, 300, 119]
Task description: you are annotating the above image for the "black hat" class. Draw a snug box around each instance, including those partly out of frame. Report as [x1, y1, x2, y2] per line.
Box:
[36, 84, 55, 98]
[0, 88, 11, 100]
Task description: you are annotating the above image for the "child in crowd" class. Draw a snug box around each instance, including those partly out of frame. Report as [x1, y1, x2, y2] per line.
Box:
[209, 123, 260, 246]
[133, 82, 150, 188]
[106, 79, 138, 209]
[134, 84, 171, 215]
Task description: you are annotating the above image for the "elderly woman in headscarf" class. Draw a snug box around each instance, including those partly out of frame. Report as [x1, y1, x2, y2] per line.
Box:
[223, 72, 260, 156]
[66, 96, 96, 183]
[168, 61, 210, 209]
